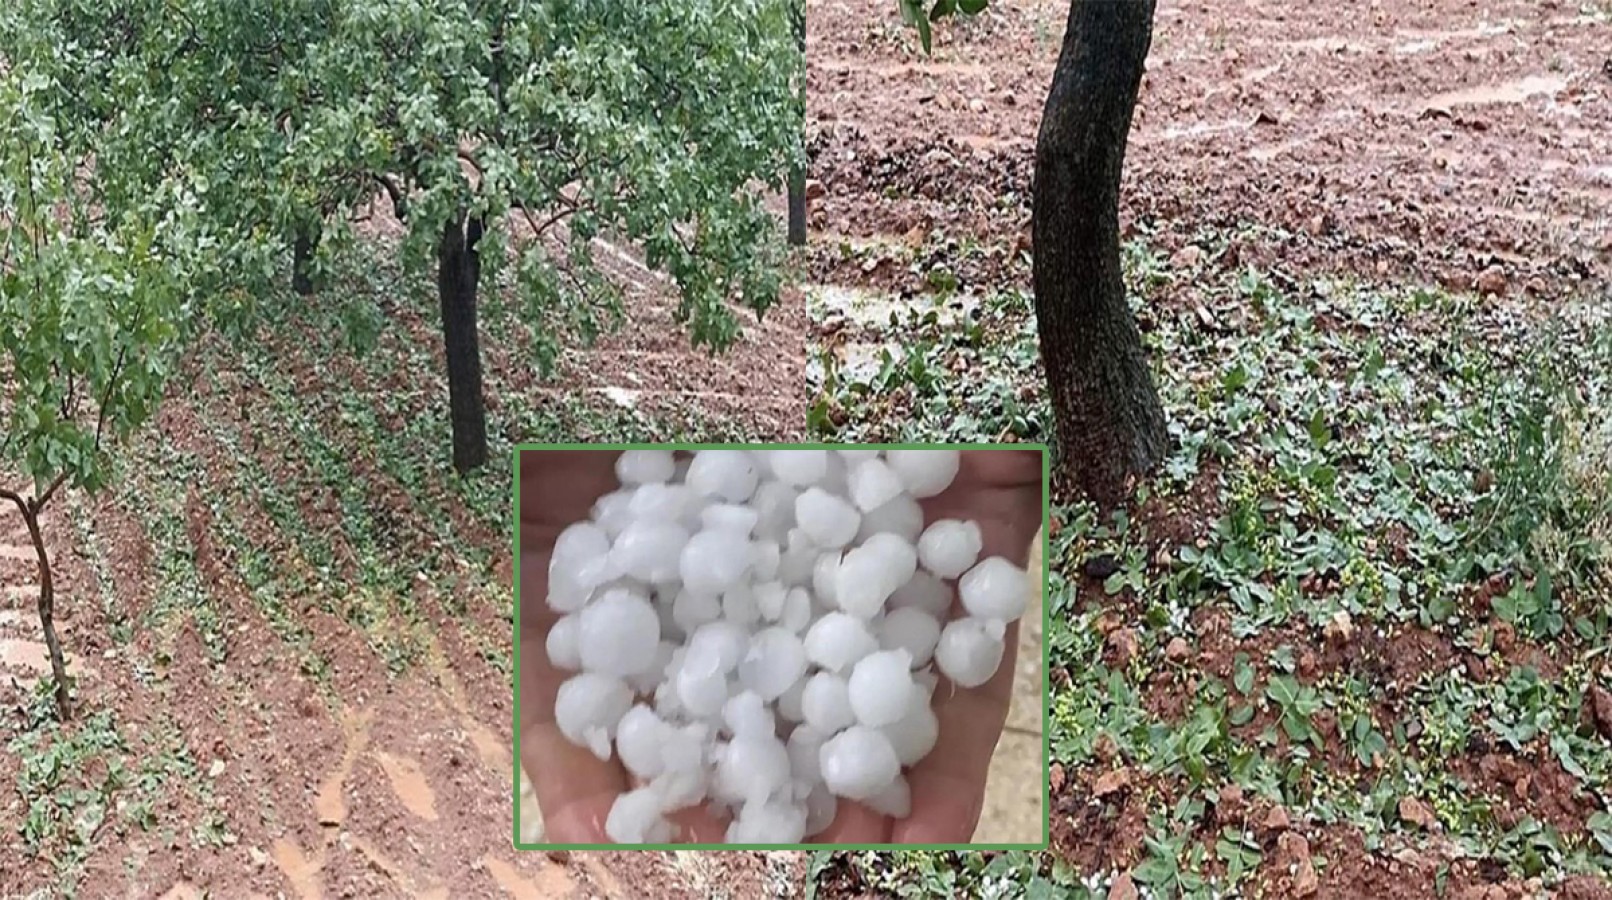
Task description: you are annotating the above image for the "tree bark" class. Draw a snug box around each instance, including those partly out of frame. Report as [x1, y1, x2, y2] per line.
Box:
[1032, 0, 1167, 508]
[4, 493, 70, 719]
[437, 215, 490, 474]
[787, 169, 807, 247]
[292, 221, 321, 296]
[787, 5, 807, 247]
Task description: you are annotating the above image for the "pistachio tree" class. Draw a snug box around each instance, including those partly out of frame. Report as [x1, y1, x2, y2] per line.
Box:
[39, 0, 805, 474]
[903, 0, 1166, 506]
[0, 64, 204, 719]
[288, 0, 806, 472]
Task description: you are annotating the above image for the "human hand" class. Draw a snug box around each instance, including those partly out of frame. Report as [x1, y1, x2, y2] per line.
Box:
[517, 448, 1044, 844]
[812, 448, 1043, 843]
[517, 449, 730, 843]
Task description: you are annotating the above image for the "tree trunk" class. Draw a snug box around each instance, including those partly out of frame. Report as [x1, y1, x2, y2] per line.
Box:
[437, 215, 490, 474]
[16, 500, 70, 719]
[787, 7, 808, 247]
[787, 169, 807, 247]
[1031, 0, 1167, 508]
[292, 221, 321, 296]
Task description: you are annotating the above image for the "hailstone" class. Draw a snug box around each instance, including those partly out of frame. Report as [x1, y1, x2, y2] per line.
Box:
[536, 446, 1036, 844]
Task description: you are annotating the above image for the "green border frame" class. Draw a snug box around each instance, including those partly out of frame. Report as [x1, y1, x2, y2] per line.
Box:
[512, 442, 1052, 852]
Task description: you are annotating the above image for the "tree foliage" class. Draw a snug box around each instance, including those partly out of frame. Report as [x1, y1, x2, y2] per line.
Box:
[15, 0, 803, 468]
[0, 48, 215, 717]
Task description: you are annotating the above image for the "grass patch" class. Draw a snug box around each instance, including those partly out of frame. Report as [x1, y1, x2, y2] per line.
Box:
[809, 233, 1612, 894]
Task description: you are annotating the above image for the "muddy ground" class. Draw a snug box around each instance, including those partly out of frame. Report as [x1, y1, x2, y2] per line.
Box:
[0, 212, 805, 895]
[806, 0, 1611, 896]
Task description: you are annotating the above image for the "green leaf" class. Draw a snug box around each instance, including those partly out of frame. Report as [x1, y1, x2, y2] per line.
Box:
[1233, 653, 1255, 695]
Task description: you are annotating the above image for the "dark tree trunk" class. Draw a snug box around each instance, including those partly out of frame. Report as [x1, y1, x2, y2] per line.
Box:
[1032, 0, 1167, 508]
[788, 169, 807, 247]
[6, 496, 70, 718]
[787, 5, 807, 246]
[437, 215, 489, 474]
[292, 221, 321, 296]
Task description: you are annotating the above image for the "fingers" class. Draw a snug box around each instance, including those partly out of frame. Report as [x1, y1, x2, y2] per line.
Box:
[518, 449, 623, 550]
[894, 447, 1040, 843]
[521, 721, 626, 842]
[812, 799, 891, 844]
[518, 453, 635, 843]
[892, 624, 1018, 843]
[957, 447, 1045, 493]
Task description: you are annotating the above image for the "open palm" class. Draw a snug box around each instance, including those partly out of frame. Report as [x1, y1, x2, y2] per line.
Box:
[518, 448, 1043, 844]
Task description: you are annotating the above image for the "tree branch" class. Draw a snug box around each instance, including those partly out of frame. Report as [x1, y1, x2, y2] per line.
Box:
[0, 487, 25, 516]
[92, 340, 131, 453]
[34, 471, 69, 513]
[373, 173, 408, 220]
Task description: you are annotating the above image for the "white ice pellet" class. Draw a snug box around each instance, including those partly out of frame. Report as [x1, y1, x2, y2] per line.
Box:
[958, 556, 1031, 622]
[577, 588, 661, 677]
[776, 675, 808, 723]
[769, 449, 830, 487]
[888, 569, 954, 619]
[591, 489, 636, 538]
[617, 705, 669, 779]
[545, 613, 582, 671]
[554, 673, 633, 761]
[548, 523, 617, 612]
[819, 725, 901, 800]
[722, 690, 776, 738]
[934, 617, 1007, 689]
[722, 584, 761, 627]
[626, 641, 678, 695]
[917, 519, 984, 580]
[685, 621, 749, 676]
[672, 589, 722, 634]
[751, 542, 782, 582]
[727, 796, 808, 844]
[847, 649, 915, 727]
[801, 672, 855, 734]
[786, 723, 828, 785]
[606, 787, 675, 844]
[885, 449, 961, 498]
[738, 627, 809, 700]
[754, 580, 787, 621]
[714, 734, 792, 806]
[702, 503, 760, 536]
[876, 607, 942, 668]
[803, 612, 879, 672]
[856, 492, 925, 544]
[780, 587, 813, 634]
[611, 520, 690, 584]
[676, 666, 730, 718]
[811, 552, 841, 607]
[628, 482, 699, 525]
[616, 450, 677, 485]
[540, 444, 1034, 843]
[686, 450, 760, 502]
[651, 767, 708, 812]
[681, 529, 752, 597]
[847, 457, 905, 512]
[795, 487, 861, 549]
[866, 774, 912, 818]
[882, 686, 940, 766]
[804, 784, 838, 836]
[751, 481, 800, 539]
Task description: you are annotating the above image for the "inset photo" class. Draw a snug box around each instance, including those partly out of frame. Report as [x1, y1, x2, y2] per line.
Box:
[514, 444, 1048, 848]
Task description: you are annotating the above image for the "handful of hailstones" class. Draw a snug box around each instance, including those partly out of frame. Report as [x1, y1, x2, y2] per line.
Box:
[535, 448, 1031, 844]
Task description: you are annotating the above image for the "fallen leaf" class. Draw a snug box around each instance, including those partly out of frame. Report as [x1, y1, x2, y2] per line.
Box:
[1093, 767, 1132, 798]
